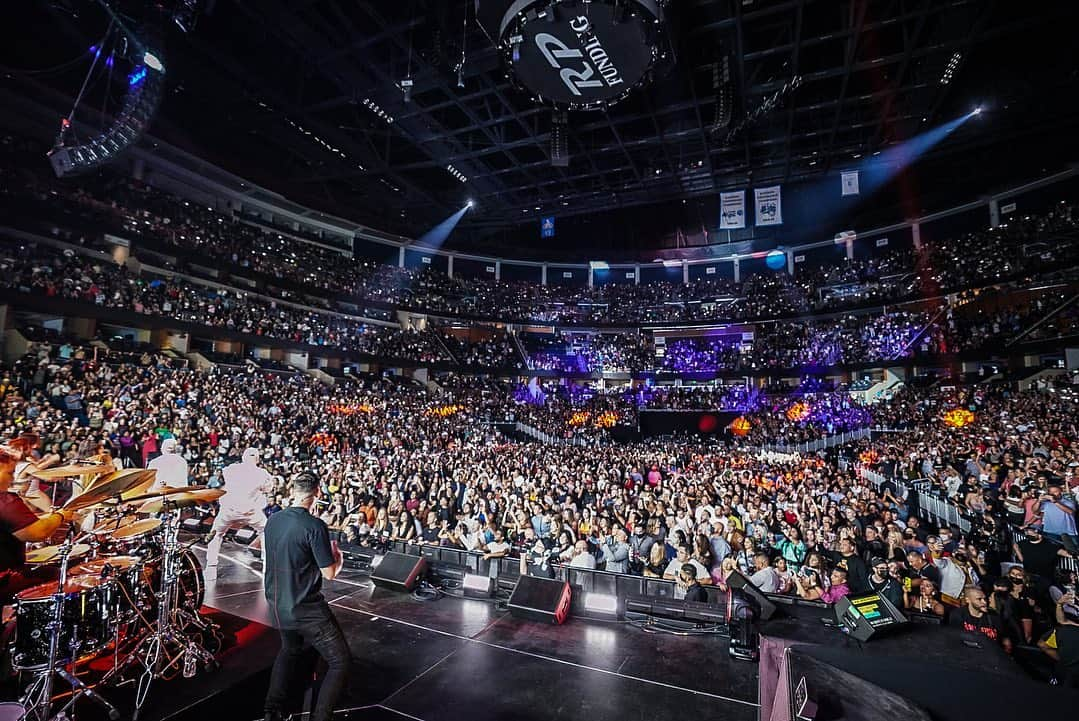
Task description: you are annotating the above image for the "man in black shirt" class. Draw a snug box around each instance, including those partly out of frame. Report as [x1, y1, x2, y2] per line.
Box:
[950, 586, 1012, 653]
[681, 564, 708, 603]
[263, 473, 349, 721]
[828, 537, 870, 594]
[867, 557, 904, 609]
[1013, 524, 1071, 607]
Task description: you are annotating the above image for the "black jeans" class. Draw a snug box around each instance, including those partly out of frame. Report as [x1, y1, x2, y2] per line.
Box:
[265, 611, 351, 721]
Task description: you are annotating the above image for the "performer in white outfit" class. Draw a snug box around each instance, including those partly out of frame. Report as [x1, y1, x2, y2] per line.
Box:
[148, 438, 189, 489]
[205, 447, 271, 580]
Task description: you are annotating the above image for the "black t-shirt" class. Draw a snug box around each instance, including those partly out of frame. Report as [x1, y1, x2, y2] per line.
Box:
[830, 551, 870, 594]
[684, 583, 708, 603]
[911, 563, 942, 589]
[1019, 539, 1059, 579]
[0, 492, 38, 573]
[264, 506, 335, 629]
[949, 607, 1007, 645]
[870, 576, 904, 609]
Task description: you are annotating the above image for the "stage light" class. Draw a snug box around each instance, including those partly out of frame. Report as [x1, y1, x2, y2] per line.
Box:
[584, 593, 619, 614]
[466, 199, 474, 208]
[143, 50, 165, 72]
[973, 106, 983, 115]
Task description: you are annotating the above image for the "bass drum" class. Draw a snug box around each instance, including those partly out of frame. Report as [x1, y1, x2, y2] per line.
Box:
[142, 549, 206, 622]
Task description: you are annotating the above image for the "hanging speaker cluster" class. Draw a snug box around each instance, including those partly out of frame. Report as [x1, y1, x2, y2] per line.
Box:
[48, 51, 165, 178]
[475, 0, 670, 111]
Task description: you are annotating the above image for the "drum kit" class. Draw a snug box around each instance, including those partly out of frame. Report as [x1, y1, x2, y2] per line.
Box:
[7, 465, 226, 721]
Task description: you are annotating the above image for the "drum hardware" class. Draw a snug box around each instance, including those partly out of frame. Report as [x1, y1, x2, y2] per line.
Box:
[8, 476, 224, 719]
[16, 529, 121, 721]
[93, 504, 219, 720]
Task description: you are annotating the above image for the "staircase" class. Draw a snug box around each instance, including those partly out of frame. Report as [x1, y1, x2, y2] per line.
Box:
[1007, 292, 1079, 347]
[511, 332, 530, 369]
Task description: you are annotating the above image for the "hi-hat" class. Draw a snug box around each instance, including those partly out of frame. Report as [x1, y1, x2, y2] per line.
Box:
[25, 543, 91, 565]
[136, 488, 224, 515]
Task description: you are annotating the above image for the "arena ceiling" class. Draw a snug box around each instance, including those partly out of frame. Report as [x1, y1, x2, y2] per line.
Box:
[4, 1, 1079, 258]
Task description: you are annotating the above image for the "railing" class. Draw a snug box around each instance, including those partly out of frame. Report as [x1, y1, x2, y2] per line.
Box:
[340, 538, 829, 614]
[857, 467, 1078, 573]
[753, 427, 874, 454]
[513, 421, 592, 446]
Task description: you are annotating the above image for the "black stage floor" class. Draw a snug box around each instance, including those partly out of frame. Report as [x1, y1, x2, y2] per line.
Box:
[188, 541, 761, 721]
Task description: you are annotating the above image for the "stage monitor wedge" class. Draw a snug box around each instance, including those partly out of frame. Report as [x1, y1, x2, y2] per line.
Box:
[508, 575, 571, 625]
[834, 591, 908, 642]
[726, 570, 779, 621]
[371, 552, 428, 592]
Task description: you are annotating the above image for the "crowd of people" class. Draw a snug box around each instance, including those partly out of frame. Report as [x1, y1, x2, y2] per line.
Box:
[9, 234, 1077, 378]
[3, 315, 1079, 682]
[2, 133, 1077, 332]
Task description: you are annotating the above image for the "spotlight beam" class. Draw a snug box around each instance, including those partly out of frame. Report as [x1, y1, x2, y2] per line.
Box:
[417, 205, 470, 249]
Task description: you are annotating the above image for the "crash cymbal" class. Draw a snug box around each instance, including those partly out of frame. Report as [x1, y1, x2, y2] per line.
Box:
[137, 488, 224, 515]
[63, 469, 156, 511]
[29, 462, 113, 479]
[120, 485, 208, 505]
[110, 518, 162, 541]
[25, 543, 91, 565]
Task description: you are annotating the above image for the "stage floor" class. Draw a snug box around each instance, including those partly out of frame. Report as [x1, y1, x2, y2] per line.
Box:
[194, 540, 761, 721]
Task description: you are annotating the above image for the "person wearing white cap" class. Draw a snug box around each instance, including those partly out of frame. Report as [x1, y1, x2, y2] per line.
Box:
[205, 447, 272, 580]
[149, 438, 189, 490]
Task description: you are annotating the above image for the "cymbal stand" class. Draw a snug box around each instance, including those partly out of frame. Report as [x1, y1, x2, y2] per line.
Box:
[18, 529, 120, 721]
[100, 506, 217, 720]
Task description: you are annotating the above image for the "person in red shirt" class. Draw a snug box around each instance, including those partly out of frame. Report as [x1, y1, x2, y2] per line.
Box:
[0, 439, 80, 604]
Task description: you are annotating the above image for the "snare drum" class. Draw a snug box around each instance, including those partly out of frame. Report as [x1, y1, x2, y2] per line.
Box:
[12, 575, 116, 671]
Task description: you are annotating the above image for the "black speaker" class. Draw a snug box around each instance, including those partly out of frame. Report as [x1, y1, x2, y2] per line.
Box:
[507, 575, 572, 625]
[726, 570, 779, 621]
[371, 552, 428, 592]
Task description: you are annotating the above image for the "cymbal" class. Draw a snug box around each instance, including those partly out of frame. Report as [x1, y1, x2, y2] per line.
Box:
[111, 518, 162, 541]
[29, 462, 113, 480]
[16, 574, 109, 600]
[25, 543, 91, 565]
[137, 488, 225, 515]
[121, 485, 208, 505]
[63, 469, 156, 511]
[71, 555, 142, 576]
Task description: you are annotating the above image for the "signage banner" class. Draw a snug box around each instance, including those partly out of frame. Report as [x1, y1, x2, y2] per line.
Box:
[841, 170, 860, 196]
[541, 216, 555, 238]
[719, 190, 746, 230]
[754, 185, 783, 226]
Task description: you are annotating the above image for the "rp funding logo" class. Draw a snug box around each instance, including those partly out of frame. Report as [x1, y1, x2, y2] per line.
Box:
[535, 15, 625, 97]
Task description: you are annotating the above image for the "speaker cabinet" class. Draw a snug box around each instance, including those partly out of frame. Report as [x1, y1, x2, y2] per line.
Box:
[508, 575, 572, 625]
[371, 552, 428, 592]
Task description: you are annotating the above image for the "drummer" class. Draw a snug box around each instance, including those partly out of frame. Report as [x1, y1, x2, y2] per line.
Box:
[0, 442, 79, 604]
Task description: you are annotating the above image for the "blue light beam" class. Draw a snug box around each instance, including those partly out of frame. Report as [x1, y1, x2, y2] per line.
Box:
[417, 204, 470, 249]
